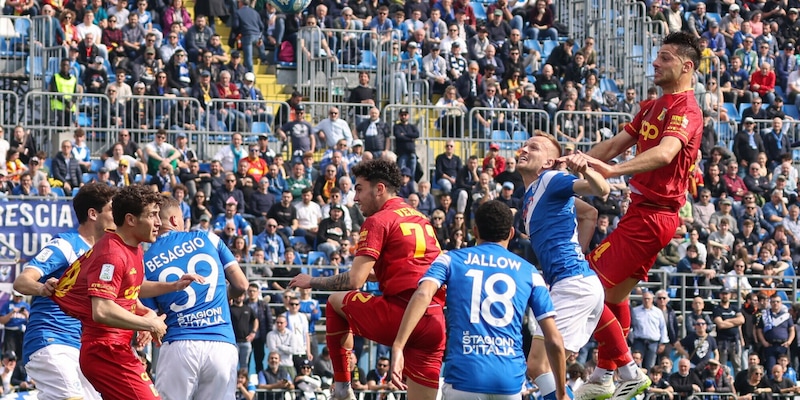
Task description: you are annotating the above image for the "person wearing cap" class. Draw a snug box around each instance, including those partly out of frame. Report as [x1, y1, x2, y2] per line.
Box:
[733, 116, 766, 170]
[712, 287, 745, 373]
[213, 194, 254, 247]
[26, 155, 48, 189]
[92, 167, 114, 186]
[317, 202, 348, 259]
[48, 58, 82, 126]
[720, 4, 742, 44]
[221, 50, 246, 85]
[780, 9, 800, 47]
[701, 20, 727, 62]
[277, 105, 316, 164]
[294, 358, 323, 398]
[422, 42, 451, 97]
[775, 43, 797, 91]
[81, 55, 109, 95]
[393, 108, 420, 184]
[497, 180, 521, 211]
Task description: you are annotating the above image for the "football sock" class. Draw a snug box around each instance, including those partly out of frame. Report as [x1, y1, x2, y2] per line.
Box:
[606, 299, 631, 339]
[326, 300, 352, 383]
[594, 305, 631, 371]
[536, 372, 558, 400]
[588, 367, 615, 384]
[618, 360, 640, 381]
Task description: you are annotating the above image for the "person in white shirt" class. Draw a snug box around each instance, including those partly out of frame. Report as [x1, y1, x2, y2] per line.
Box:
[267, 315, 304, 377]
[314, 107, 353, 150]
[293, 188, 322, 244]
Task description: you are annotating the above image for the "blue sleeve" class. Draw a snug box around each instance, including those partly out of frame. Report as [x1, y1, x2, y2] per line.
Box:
[25, 238, 71, 278]
[181, 203, 191, 219]
[544, 170, 579, 200]
[278, 239, 285, 259]
[421, 254, 450, 287]
[210, 232, 237, 269]
[247, 383, 255, 392]
[257, 371, 266, 385]
[528, 271, 556, 320]
[213, 217, 225, 231]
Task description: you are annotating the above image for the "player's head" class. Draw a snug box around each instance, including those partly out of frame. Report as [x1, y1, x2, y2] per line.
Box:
[350, 159, 403, 216]
[517, 134, 561, 177]
[157, 195, 184, 232]
[473, 201, 514, 244]
[112, 185, 163, 243]
[73, 183, 117, 231]
[654, 32, 701, 88]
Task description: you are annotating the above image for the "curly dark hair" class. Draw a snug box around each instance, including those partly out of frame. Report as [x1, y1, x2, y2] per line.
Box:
[350, 159, 402, 193]
[474, 200, 514, 243]
[73, 183, 117, 225]
[662, 31, 701, 71]
[112, 185, 163, 226]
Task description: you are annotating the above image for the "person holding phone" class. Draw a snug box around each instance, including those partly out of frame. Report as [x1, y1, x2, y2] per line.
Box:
[0, 291, 30, 356]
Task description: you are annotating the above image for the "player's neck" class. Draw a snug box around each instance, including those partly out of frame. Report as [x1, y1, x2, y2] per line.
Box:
[78, 223, 102, 246]
[115, 227, 143, 247]
[660, 79, 693, 94]
[476, 239, 509, 248]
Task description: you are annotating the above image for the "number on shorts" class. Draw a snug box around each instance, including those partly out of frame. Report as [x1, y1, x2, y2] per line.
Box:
[399, 222, 441, 258]
[158, 253, 219, 312]
[465, 269, 516, 327]
[591, 241, 611, 262]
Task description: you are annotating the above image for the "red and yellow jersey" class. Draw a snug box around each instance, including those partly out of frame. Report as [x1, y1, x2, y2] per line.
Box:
[623, 91, 703, 211]
[52, 232, 144, 344]
[355, 197, 445, 305]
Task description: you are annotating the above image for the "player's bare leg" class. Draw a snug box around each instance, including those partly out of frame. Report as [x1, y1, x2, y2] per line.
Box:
[405, 378, 438, 400]
[528, 338, 575, 400]
[325, 292, 357, 400]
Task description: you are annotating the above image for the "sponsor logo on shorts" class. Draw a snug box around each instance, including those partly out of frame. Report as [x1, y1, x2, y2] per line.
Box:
[99, 264, 115, 281]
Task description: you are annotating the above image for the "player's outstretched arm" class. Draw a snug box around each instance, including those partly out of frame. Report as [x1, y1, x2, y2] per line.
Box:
[91, 297, 166, 333]
[537, 316, 569, 400]
[574, 198, 598, 253]
[572, 166, 611, 198]
[586, 136, 683, 178]
[586, 129, 638, 162]
[140, 273, 205, 298]
[14, 269, 53, 297]
[291, 256, 375, 291]
[390, 280, 439, 390]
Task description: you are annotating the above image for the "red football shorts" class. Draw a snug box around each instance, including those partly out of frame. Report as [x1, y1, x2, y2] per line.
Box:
[588, 203, 681, 287]
[341, 291, 445, 388]
[80, 341, 159, 400]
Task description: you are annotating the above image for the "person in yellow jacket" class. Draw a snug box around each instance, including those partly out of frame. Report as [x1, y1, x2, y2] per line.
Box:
[49, 58, 83, 126]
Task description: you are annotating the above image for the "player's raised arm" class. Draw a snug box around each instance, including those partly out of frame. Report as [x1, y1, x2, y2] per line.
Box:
[390, 279, 439, 390]
[584, 136, 683, 179]
[290, 256, 374, 291]
[585, 128, 638, 163]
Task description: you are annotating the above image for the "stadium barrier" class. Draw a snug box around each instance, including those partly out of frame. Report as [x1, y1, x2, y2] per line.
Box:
[551, 110, 633, 151]
[0, 90, 19, 131]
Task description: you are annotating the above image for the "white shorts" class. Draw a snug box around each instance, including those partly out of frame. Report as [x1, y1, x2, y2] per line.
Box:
[535, 274, 605, 353]
[25, 344, 101, 400]
[155, 340, 238, 400]
[442, 382, 521, 400]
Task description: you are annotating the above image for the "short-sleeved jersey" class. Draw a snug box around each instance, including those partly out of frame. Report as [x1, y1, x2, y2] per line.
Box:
[52, 232, 144, 344]
[623, 91, 703, 210]
[355, 197, 444, 304]
[22, 231, 89, 363]
[142, 230, 237, 344]
[522, 170, 595, 286]
[421, 243, 554, 395]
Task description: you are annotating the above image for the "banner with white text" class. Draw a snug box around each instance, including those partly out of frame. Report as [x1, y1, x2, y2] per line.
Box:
[0, 198, 77, 264]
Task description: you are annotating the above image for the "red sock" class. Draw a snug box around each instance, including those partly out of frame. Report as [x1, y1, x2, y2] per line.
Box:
[326, 301, 352, 382]
[606, 299, 631, 339]
[594, 305, 631, 371]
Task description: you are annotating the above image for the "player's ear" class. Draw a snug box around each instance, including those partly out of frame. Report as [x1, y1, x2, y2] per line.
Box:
[472, 225, 479, 241]
[506, 226, 515, 242]
[87, 207, 98, 222]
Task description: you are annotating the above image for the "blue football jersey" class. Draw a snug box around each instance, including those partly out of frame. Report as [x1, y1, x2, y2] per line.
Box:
[422, 243, 554, 395]
[143, 231, 237, 344]
[22, 231, 89, 364]
[523, 170, 596, 286]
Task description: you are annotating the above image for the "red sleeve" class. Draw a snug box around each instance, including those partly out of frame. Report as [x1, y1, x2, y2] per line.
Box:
[85, 254, 125, 300]
[662, 102, 700, 145]
[355, 216, 388, 260]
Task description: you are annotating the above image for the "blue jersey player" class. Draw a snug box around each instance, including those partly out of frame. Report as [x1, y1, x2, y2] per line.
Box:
[13, 183, 117, 400]
[517, 134, 611, 400]
[142, 196, 249, 400]
[391, 200, 568, 399]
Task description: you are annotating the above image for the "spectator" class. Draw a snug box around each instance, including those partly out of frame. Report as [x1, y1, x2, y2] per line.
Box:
[756, 294, 795, 370]
[669, 358, 703, 400]
[356, 107, 390, 158]
[393, 108, 419, 183]
[735, 364, 773, 400]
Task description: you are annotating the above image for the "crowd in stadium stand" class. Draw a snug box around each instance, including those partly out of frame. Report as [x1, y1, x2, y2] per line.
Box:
[9, 0, 800, 397]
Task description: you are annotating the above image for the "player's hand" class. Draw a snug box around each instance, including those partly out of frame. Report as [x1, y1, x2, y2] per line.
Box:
[136, 330, 153, 349]
[581, 153, 617, 178]
[390, 347, 407, 390]
[558, 152, 590, 173]
[40, 277, 58, 297]
[149, 314, 168, 346]
[174, 273, 205, 291]
[289, 274, 312, 289]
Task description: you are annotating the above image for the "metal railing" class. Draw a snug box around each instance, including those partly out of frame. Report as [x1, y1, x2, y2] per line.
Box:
[552, 110, 633, 152]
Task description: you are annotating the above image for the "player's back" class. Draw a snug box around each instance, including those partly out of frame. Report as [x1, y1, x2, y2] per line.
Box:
[524, 170, 595, 286]
[23, 231, 88, 363]
[627, 92, 702, 209]
[142, 230, 237, 344]
[357, 197, 443, 302]
[425, 243, 553, 395]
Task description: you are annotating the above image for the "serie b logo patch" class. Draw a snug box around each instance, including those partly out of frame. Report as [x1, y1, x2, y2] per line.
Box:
[99, 264, 115, 282]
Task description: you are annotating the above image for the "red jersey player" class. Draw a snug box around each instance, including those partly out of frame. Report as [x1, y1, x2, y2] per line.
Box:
[572, 31, 704, 400]
[52, 185, 199, 400]
[290, 159, 445, 400]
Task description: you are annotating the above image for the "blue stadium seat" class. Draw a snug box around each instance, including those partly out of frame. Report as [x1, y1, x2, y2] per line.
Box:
[512, 131, 529, 143]
[722, 102, 740, 122]
[252, 122, 270, 135]
[600, 78, 621, 94]
[307, 251, 328, 266]
[784, 104, 800, 120]
[358, 50, 378, 70]
[489, 130, 511, 150]
[717, 122, 734, 144]
[289, 236, 308, 248]
[91, 159, 104, 172]
[51, 187, 65, 197]
[524, 39, 541, 54]
[26, 56, 42, 77]
[77, 113, 92, 127]
[542, 40, 558, 61]
[707, 12, 721, 24]
[82, 173, 96, 184]
[471, 2, 487, 20]
[775, 85, 785, 101]
[199, 162, 210, 173]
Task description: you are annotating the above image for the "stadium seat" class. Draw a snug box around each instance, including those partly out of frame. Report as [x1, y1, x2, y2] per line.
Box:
[717, 122, 734, 143]
[471, 2, 487, 20]
[512, 131, 529, 143]
[707, 12, 721, 24]
[289, 236, 308, 248]
[524, 39, 541, 54]
[82, 173, 96, 184]
[90, 159, 104, 172]
[600, 78, 622, 95]
[307, 251, 328, 266]
[252, 122, 270, 135]
[358, 50, 378, 70]
[51, 187, 65, 197]
[542, 40, 558, 61]
[784, 104, 800, 120]
[722, 102, 740, 122]
[489, 130, 511, 150]
[26, 56, 42, 77]
[77, 113, 92, 127]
